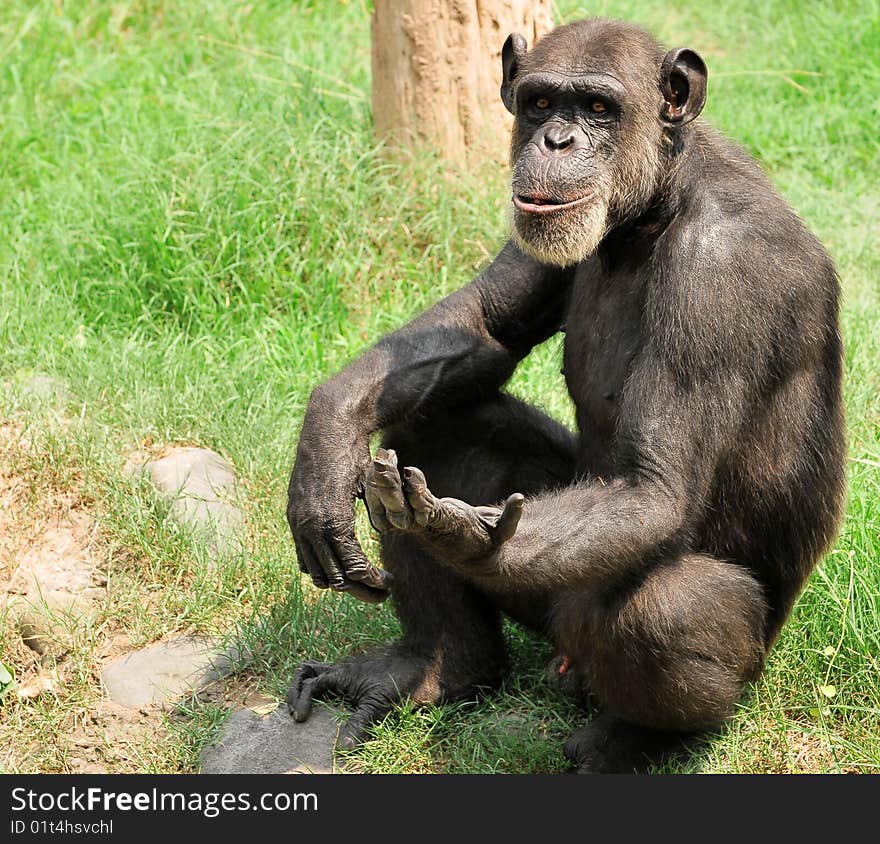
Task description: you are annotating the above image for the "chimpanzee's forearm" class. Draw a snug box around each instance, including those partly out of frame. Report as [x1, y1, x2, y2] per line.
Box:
[473, 479, 686, 591]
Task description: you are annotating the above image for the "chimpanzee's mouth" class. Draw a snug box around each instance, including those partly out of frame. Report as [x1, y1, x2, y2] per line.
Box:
[513, 193, 592, 214]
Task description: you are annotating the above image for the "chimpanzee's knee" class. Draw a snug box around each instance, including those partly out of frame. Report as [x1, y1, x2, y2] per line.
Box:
[561, 553, 768, 733]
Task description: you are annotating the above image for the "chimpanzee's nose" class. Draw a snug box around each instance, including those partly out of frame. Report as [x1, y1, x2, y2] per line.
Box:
[542, 125, 576, 152]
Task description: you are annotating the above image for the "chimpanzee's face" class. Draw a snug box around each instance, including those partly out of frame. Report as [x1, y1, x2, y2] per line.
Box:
[508, 67, 630, 267]
[501, 21, 703, 267]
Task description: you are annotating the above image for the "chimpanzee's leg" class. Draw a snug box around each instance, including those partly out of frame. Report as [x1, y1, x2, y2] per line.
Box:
[558, 553, 768, 772]
[288, 393, 576, 749]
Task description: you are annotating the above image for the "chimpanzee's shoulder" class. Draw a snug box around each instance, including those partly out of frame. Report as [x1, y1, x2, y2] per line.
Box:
[659, 135, 828, 298]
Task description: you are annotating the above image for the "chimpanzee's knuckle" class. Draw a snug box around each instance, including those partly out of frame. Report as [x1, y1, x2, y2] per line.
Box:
[345, 560, 368, 578]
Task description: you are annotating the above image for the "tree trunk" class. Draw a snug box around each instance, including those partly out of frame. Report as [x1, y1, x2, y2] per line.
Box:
[371, 0, 553, 164]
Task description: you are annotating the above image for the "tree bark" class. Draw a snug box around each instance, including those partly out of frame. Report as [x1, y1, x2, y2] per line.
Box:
[371, 0, 553, 164]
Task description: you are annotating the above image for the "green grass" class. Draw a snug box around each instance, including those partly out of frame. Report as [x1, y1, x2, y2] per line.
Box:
[0, 0, 878, 773]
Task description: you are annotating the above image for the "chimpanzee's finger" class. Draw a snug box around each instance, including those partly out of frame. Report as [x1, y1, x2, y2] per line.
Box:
[336, 696, 389, 750]
[291, 669, 341, 722]
[344, 559, 393, 591]
[309, 535, 349, 590]
[402, 466, 437, 527]
[364, 464, 394, 533]
[295, 536, 330, 589]
[287, 661, 333, 719]
[333, 530, 393, 587]
[304, 530, 391, 603]
[494, 493, 525, 543]
[371, 448, 413, 529]
[294, 536, 311, 575]
[342, 558, 394, 592]
[341, 580, 391, 604]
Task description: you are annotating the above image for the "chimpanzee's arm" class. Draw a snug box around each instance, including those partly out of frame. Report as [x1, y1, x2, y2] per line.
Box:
[287, 240, 572, 601]
[483, 360, 748, 591]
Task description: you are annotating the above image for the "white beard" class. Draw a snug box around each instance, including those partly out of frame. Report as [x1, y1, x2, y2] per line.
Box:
[510, 195, 610, 268]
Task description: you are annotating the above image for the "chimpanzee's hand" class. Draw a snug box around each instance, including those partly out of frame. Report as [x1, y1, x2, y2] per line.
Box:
[363, 448, 524, 565]
[287, 393, 393, 604]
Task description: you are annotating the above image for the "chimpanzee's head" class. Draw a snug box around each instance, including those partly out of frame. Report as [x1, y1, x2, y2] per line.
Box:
[501, 19, 707, 267]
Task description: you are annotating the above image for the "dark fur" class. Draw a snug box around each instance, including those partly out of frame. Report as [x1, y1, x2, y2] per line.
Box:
[286, 18, 846, 771]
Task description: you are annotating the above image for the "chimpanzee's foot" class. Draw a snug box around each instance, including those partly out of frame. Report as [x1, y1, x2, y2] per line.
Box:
[287, 649, 438, 750]
[563, 715, 691, 773]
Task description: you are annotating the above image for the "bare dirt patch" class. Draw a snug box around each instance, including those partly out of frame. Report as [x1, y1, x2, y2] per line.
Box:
[1, 423, 106, 660]
[0, 423, 27, 585]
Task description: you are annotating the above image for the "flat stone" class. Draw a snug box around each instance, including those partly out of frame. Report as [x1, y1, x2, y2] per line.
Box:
[101, 636, 243, 709]
[133, 447, 243, 558]
[200, 704, 339, 774]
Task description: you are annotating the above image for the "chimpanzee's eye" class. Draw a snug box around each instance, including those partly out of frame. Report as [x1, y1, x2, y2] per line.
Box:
[535, 97, 551, 109]
[591, 100, 607, 114]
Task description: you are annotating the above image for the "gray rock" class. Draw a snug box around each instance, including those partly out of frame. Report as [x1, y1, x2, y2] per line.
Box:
[101, 636, 243, 709]
[133, 447, 243, 558]
[200, 704, 339, 774]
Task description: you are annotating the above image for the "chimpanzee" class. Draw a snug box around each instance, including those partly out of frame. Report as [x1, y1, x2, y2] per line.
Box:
[285, 18, 846, 772]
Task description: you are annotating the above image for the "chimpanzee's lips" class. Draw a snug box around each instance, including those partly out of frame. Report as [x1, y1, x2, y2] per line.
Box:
[513, 193, 592, 214]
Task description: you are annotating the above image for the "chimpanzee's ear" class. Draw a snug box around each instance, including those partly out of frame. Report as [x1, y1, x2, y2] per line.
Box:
[501, 33, 528, 114]
[660, 48, 707, 125]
